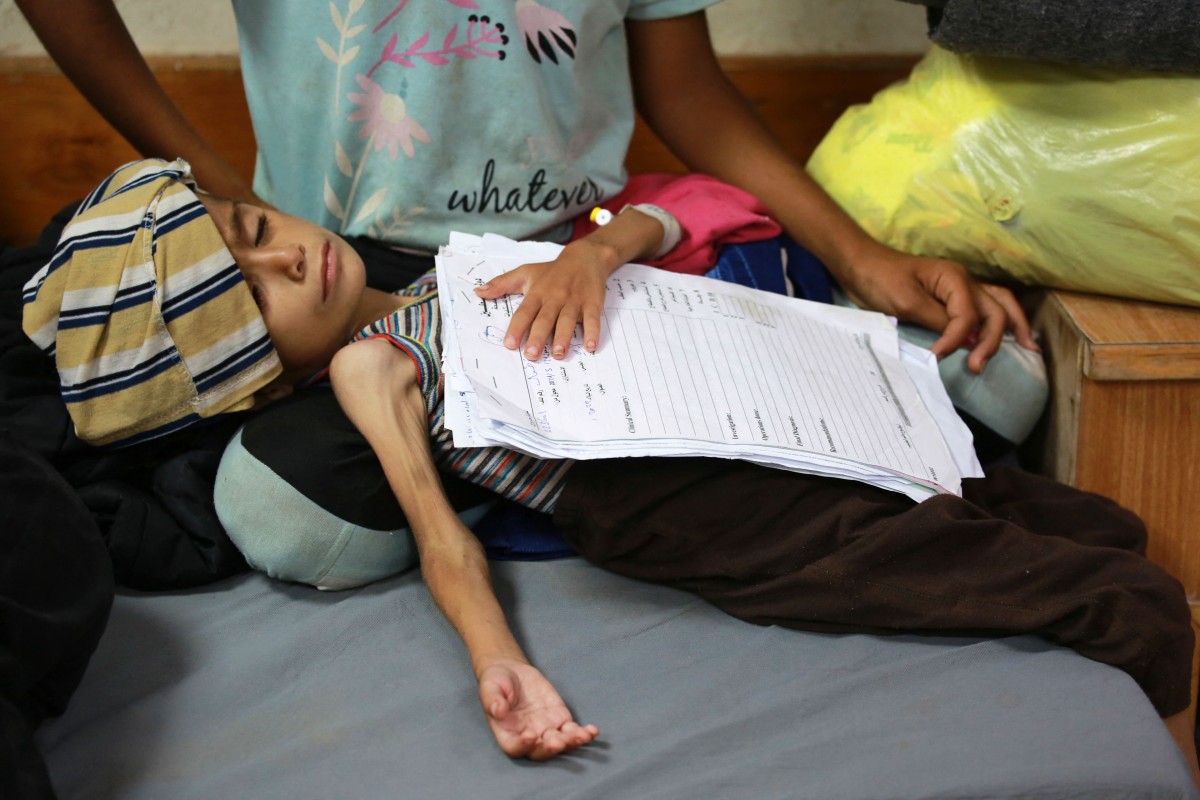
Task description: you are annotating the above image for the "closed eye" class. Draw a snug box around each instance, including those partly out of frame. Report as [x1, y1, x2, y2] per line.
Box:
[248, 281, 265, 309]
[254, 212, 268, 247]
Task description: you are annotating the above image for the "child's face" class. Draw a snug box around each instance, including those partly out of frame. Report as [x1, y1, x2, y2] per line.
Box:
[198, 195, 369, 379]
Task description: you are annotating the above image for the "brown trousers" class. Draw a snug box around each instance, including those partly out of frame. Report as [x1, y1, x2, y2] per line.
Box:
[554, 459, 1193, 717]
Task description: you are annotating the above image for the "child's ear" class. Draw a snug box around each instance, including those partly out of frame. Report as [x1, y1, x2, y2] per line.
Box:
[252, 379, 294, 410]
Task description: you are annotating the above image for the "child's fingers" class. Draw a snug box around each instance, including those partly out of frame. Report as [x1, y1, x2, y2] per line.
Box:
[504, 296, 541, 351]
[551, 308, 579, 359]
[524, 305, 559, 360]
[581, 304, 602, 353]
[559, 720, 599, 748]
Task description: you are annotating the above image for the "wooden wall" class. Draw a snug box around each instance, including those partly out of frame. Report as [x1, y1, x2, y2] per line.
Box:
[0, 55, 917, 246]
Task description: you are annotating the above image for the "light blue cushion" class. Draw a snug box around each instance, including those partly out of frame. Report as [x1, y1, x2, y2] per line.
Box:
[215, 427, 493, 590]
[897, 323, 1047, 445]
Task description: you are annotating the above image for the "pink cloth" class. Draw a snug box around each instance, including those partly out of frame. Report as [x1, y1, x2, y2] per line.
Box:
[571, 173, 781, 275]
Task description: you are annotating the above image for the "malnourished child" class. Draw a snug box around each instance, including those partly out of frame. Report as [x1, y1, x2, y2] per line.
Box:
[23, 160, 1196, 766]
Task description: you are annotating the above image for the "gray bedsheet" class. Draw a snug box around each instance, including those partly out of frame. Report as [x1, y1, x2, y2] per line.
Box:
[38, 560, 1197, 799]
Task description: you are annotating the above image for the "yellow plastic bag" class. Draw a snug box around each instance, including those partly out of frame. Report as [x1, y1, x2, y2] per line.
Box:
[808, 47, 1200, 307]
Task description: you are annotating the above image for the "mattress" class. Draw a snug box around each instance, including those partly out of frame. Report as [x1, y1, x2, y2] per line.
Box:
[38, 559, 1198, 799]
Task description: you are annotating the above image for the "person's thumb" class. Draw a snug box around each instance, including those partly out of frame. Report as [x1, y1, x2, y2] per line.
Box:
[479, 672, 514, 719]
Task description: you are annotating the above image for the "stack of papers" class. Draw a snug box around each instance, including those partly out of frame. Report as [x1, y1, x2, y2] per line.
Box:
[436, 232, 982, 502]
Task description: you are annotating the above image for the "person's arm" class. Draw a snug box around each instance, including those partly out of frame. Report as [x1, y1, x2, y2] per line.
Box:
[14, 0, 257, 202]
[625, 12, 1037, 373]
[474, 205, 667, 360]
[328, 338, 598, 760]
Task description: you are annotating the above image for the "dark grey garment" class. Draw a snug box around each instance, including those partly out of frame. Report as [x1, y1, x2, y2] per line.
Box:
[899, 0, 1200, 72]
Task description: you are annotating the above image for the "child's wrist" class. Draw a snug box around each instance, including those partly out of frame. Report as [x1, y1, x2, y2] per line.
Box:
[582, 203, 680, 264]
[566, 236, 626, 275]
[472, 649, 531, 679]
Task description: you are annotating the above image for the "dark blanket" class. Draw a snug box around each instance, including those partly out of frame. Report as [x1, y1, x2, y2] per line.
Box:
[0, 433, 113, 800]
[902, 0, 1200, 72]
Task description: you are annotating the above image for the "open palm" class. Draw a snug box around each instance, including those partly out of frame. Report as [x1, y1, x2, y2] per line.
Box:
[478, 660, 599, 760]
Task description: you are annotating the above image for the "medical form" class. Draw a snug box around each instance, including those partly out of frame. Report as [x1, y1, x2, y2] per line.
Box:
[436, 233, 981, 502]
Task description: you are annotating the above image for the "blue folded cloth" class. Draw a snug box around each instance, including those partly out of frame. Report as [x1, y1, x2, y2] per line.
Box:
[704, 235, 834, 303]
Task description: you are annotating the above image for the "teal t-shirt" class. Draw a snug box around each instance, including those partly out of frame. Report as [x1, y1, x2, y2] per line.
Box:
[231, 0, 717, 251]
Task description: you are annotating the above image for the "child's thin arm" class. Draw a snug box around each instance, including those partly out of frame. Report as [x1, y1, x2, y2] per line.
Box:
[473, 207, 666, 361]
[329, 339, 598, 760]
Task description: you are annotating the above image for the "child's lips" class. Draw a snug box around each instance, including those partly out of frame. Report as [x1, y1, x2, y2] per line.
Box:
[322, 240, 336, 302]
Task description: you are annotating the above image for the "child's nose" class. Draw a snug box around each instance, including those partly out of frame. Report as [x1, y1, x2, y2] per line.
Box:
[254, 244, 306, 278]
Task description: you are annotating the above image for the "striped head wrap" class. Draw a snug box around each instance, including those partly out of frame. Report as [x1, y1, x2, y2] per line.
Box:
[22, 158, 281, 447]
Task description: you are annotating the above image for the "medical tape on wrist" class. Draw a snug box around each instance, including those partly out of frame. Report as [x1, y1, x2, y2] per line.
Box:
[622, 203, 682, 260]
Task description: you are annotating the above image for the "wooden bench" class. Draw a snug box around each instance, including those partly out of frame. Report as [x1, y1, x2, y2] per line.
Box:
[1029, 289, 1200, 749]
[3, 55, 1197, 599]
[1030, 290, 1200, 602]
